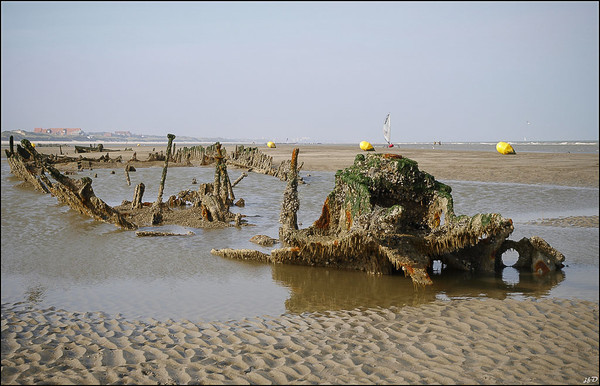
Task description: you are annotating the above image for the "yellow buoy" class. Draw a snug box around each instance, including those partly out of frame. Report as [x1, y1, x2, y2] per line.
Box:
[359, 141, 374, 151]
[496, 141, 516, 155]
[267, 141, 276, 148]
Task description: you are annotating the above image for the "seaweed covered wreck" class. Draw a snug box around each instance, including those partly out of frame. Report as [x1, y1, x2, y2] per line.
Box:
[212, 149, 566, 286]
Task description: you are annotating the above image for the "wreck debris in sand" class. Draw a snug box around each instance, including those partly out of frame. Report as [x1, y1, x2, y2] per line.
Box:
[212, 150, 565, 285]
[6, 136, 244, 230]
[74, 144, 118, 153]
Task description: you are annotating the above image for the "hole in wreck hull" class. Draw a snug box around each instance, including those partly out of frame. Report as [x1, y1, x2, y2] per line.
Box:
[500, 248, 520, 267]
[431, 260, 444, 274]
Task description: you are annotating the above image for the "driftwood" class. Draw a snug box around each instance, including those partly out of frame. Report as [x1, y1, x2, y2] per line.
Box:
[212, 151, 566, 286]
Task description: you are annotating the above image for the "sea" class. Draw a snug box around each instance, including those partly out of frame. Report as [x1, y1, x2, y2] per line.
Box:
[1, 141, 598, 322]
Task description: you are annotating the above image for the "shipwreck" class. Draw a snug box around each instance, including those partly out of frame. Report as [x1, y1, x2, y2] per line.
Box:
[5, 135, 245, 231]
[5, 135, 565, 286]
[212, 149, 566, 286]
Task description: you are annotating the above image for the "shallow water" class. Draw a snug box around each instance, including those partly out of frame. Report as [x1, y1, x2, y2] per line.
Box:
[1, 160, 598, 322]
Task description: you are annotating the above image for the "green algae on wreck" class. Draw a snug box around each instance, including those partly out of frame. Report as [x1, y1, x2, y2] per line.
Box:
[213, 151, 565, 286]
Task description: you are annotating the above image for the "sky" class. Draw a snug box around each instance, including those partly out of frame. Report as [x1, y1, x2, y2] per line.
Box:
[1, 1, 598, 143]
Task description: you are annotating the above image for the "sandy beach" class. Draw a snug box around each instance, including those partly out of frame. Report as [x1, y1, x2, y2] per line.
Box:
[2, 298, 598, 385]
[2, 143, 599, 384]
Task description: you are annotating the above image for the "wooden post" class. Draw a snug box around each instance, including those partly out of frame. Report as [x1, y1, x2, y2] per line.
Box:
[279, 148, 300, 232]
[155, 134, 176, 206]
[132, 183, 145, 209]
[223, 164, 235, 202]
[212, 143, 223, 197]
[9, 135, 14, 155]
[125, 165, 131, 186]
[210, 143, 234, 203]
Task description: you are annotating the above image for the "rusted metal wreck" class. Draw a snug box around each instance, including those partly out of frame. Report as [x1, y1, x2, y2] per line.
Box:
[212, 149, 565, 286]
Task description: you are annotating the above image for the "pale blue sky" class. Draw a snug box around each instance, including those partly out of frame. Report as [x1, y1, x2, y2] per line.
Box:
[1, 1, 598, 143]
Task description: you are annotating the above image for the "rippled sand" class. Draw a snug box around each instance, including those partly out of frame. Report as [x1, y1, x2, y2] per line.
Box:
[2, 298, 598, 385]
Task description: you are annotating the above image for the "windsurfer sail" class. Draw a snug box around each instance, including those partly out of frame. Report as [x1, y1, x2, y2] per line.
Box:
[383, 113, 393, 148]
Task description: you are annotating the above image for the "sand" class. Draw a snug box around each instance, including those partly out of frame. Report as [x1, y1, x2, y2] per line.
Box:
[2, 298, 598, 385]
[10, 143, 598, 188]
[2, 143, 599, 384]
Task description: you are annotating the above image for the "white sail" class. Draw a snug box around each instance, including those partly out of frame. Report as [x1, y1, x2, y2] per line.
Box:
[383, 113, 391, 144]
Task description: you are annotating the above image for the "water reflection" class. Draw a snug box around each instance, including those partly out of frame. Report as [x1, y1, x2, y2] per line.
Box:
[272, 264, 566, 314]
[435, 268, 565, 300]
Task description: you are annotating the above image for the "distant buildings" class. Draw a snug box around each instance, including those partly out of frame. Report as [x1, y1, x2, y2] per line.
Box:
[31, 128, 133, 137]
[34, 128, 82, 136]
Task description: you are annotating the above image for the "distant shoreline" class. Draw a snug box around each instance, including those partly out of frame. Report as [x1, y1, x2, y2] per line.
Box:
[2, 143, 598, 188]
[2, 139, 598, 144]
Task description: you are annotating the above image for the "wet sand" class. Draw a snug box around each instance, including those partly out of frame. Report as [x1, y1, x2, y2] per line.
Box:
[2, 143, 599, 384]
[2, 298, 598, 385]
